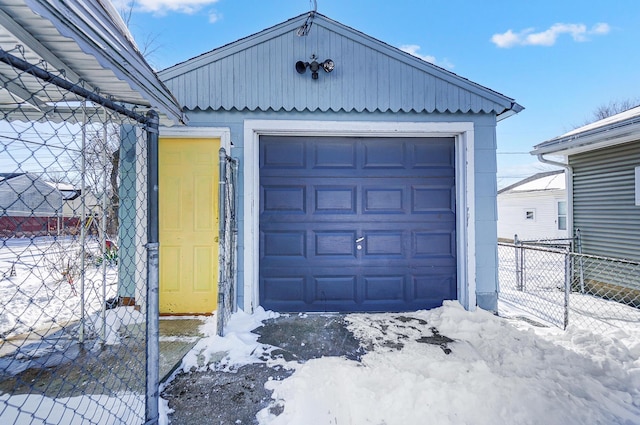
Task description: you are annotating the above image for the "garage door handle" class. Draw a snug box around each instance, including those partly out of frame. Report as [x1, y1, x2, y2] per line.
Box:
[355, 237, 364, 243]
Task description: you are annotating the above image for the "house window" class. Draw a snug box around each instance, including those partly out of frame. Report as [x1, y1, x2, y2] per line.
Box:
[557, 201, 567, 230]
[525, 210, 535, 220]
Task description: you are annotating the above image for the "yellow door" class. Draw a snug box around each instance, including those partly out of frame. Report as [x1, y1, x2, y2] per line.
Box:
[159, 137, 219, 314]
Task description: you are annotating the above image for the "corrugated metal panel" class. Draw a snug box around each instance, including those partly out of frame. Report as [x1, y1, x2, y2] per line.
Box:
[160, 13, 518, 115]
[570, 141, 640, 261]
[0, 0, 183, 124]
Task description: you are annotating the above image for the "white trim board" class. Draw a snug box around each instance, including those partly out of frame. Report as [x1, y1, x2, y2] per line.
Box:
[243, 120, 476, 312]
[159, 126, 232, 152]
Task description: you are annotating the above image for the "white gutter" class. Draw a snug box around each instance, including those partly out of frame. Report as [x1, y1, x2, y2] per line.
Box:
[536, 154, 573, 240]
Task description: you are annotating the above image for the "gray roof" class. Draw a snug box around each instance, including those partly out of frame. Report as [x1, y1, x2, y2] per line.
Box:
[0, 0, 184, 125]
[532, 105, 640, 156]
[160, 13, 522, 119]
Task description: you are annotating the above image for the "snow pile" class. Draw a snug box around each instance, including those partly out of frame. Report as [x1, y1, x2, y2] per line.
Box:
[86, 306, 145, 345]
[180, 307, 281, 372]
[255, 302, 640, 425]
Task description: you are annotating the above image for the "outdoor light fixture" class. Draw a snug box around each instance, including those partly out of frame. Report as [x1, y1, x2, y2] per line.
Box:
[295, 55, 334, 80]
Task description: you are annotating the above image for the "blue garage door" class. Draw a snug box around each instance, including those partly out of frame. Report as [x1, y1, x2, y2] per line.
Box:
[259, 136, 456, 312]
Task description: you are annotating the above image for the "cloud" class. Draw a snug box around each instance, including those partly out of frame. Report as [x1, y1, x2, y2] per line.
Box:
[399, 44, 454, 69]
[208, 10, 222, 23]
[115, 0, 220, 15]
[491, 22, 610, 48]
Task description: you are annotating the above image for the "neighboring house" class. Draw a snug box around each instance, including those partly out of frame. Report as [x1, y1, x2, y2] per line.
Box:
[531, 105, 640, 262]
[0, 173, 105, 236]
[159, 12, 522, 313]
[497, 170, 567, 241]
[0, 172, 62, 236]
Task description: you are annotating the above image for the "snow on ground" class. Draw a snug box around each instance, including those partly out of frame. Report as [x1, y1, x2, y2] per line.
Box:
[0, 237, 118, 338]
[0, 392, 144, 424]
[167, 302, 640, 425]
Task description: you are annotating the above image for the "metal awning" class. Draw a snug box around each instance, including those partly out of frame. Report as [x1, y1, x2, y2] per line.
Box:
[0, 0, 185, 125]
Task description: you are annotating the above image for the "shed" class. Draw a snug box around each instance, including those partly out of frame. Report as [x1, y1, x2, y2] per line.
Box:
[160, 12, 523, 313]
[497, 170, 567, 241]
[532, 105, 640, 262]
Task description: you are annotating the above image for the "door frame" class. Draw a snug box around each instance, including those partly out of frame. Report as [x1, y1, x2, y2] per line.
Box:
[244, 120, 476, 312]
[158, 126, 232, 313]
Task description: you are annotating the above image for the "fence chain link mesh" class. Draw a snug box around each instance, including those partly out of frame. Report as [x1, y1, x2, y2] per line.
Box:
[216, 148, 238, 336]
[1, 47, 154, 424]
[499, 237, 640, 332]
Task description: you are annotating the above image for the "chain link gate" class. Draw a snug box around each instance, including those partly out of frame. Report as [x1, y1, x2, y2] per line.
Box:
[0, 47, 160, 424]
[499, 234, 640, 332]
[217, 148, 238, 336]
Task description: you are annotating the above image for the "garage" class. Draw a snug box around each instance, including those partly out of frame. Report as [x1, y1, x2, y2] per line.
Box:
[160, 12, 523, 313]
[259, 135, 456, 312]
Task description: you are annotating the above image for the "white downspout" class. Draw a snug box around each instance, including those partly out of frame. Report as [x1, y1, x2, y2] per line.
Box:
[536, 154, 574, 238]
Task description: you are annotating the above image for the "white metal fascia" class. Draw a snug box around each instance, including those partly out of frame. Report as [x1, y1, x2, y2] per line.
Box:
[19, 0, 184, 125]
[242, 119, 477, 312]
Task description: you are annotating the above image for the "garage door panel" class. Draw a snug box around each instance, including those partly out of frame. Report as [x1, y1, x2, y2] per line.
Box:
[363, 141, 405, 168]
[260, 136, 456, 312]
[261, 276, 305, 302]
[262, 185, 306, 214]
[364, 232, 404, 256]
[413, 231, 456, 258]
[314, 186, 357, 213]
[261, 230, 307, 258]
[315, 231, 358, 256]
[363, 187, 404, 213]
[313, 142, 357, 168]
[411, 140, 455, 168]
[314, 276, 357, 301]
[412, 186, 455, 213]
[363, 276, 405, 301]
[261, 140, 306, 169]
[413, 272, 457, 301]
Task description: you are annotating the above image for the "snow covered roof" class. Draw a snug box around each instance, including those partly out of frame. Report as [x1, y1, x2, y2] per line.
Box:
[498, 170, 565, 195]
[532, 105, 640, 156]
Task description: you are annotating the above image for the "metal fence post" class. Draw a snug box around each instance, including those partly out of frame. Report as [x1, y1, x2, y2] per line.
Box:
[515, 234, 523, 291]
[217, 147, 228, 337]
[564, 247, 571, 329]
[576, 228, 585, 293]
[145, 110, 160, 425]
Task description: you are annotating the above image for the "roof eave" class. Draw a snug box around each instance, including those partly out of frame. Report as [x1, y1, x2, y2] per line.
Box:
[24, 0, 185, 125]
[532, 119, 640, 157]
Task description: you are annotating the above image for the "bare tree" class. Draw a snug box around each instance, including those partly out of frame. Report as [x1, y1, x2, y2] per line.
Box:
[577, 98, 640, 127]
[73, 124, 121, 238]
[117, 1, 163, 63]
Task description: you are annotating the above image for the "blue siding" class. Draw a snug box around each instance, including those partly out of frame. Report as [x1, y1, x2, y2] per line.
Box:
[160, 14, 518, 117]
[185, 109, 501, 311]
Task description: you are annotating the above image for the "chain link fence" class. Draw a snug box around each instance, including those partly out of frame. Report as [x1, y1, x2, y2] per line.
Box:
[216, 148, 238, 336]
[0, 47, 158, 424]
[498, 236, 640, 332]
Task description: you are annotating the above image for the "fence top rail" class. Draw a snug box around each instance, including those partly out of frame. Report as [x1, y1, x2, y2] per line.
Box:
[519, 237, 575, 244]
[498, 242, 569, 254]
[499, 242, 640, 266]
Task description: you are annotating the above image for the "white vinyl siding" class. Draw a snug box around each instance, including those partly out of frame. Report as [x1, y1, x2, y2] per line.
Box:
[497, 191, 568, 241]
